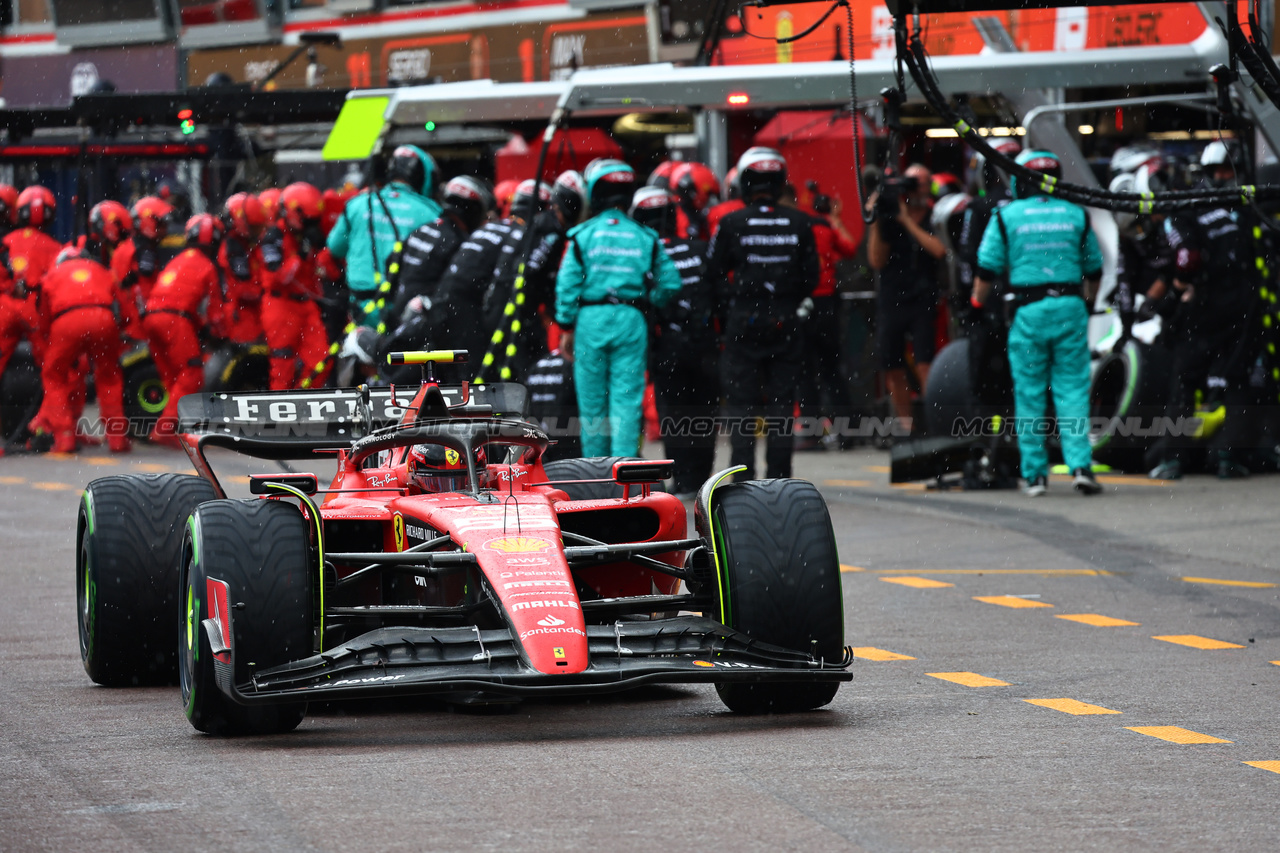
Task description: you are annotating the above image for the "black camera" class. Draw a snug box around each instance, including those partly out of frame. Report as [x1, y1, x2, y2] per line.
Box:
[806, 180, 832, 215]
[876, 173, 919, 218]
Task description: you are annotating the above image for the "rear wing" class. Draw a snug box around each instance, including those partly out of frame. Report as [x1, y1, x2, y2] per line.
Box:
[177, 383, 530, 456]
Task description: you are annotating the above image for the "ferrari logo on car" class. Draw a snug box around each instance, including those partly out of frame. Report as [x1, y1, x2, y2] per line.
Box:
[393, 514, 405, 552]
[445, 448, 460, 466]
[487, 536, 553, 554]
[553, 647, 566, 659]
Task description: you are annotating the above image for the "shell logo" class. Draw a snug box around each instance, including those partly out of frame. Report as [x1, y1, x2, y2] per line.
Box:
[71, 269, 91, 282]
[486, 536, 553, 554]
[11, 257, 27, 273]
[162, 271, 176, 284]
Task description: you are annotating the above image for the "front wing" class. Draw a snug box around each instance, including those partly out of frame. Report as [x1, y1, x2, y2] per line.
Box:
[213, 617, 853, 705]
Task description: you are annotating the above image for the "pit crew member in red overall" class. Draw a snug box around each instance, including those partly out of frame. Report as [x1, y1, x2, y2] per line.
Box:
[218, 192, 268, 344]
[261, 182, 330, 389]
[112, 196, 173, 312]
[143, 214, 227, 446]
[1, 187, 63, 384]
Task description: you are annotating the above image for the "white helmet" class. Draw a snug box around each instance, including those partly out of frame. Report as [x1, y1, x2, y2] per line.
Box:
[1200, 140, 1233, 168]
[930, 192, 970, 231]
[1108, 172, 1137, 230]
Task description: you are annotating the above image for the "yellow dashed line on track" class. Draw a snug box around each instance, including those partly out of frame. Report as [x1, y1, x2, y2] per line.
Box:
[890, 482, 927, 491]
[1024, 698, 1121, 716]
[840, 565, 865, 573]
[880, 576, 954, 588]
[83, 457, 120, 466]
[876, 568, 1109, 576]
[46, 452, 76, 460]
[866, 465, 890, 473]
[1182, 576, 1276, 589]
[0, 476, 25, 485]
[1152, 634, 1245, 650]
[31, 482, 74, 491]
[1126, 726, 1232, 744]
[927, 672, 1010, 687]
[1057, 613, 1141, 627]
[974, 595, 1053, 609]
[1048, 474, 1175, 487]
[1244, 761, 1280, 775]
[133, 463, 171, 473]
[851, 647, 916, 661]
[823, 479, 872, 487]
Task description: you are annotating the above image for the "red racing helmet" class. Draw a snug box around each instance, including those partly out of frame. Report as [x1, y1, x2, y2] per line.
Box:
[224, 192, 267, 238]
[671, 161, 721, 211]
[647, 160, 679, 190]
[16, 186, 56, 229]
[131, 196, 174, 240]
[407, 443, 469, 493]
[88, 200, 134, 246]
[281, 182, 324, 232]
[259, 187, 283, 223]
[184, 213, 225, 252]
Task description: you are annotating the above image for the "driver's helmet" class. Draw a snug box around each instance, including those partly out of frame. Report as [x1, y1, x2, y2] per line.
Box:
[407, 444, 469, 493]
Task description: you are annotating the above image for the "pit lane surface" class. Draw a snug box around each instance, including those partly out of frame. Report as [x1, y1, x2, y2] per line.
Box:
[3, 443, 1280, 851]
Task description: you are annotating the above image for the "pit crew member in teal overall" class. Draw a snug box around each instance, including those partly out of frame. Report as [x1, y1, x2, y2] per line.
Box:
[327, 145, 442, 333]
[973, 149, 1103, 496]
[555, 161, 682, 457]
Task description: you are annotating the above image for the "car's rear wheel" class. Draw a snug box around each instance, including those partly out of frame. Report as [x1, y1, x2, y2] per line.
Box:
[542, 456, 664, 500]
[77, 474, 218, 686]
[179, 499, 313, 736]
[710, 479, 844, 714]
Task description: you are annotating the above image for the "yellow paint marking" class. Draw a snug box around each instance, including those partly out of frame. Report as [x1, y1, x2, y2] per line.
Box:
[1271, 661, 1280, 667]
[1152, 634, 1245, 650]
[880, 576, 954, 589]
[31, 482, 74, 491]
[83, 456, 120, 466]
[890, 482, 927, 491]
[0, 476, 25, 485]
[1126, 726, 1232, 744]
[225, 475, 252, 485]
[824, 479, 872, 487]
[1244, 761, 1280, 774]
[866, 465, 890, 473]
[840, 565, 865, 573]
[851, 647, 916, 661]
[974, 595, 1053, 609]
[1049, 474, 1174, 487]
[927, 672, 1010, 687]
[1057, 613, 1141, 627]
[1024, 698, 1121, 716]
[134, 463, 170, 473]
[47, 452, 76, 460]
[1182, 576, 1276, 589]
[876, 568, 1109, 577]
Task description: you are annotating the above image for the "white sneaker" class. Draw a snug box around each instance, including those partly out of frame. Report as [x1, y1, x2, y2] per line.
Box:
[1024, 476, 1048, 497]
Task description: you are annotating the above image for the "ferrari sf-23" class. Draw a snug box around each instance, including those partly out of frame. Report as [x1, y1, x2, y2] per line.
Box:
[76, 350, 852, 735]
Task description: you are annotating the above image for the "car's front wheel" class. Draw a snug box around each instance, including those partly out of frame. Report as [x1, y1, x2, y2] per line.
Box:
[179, 499, 313, 736]
[710, 479, 844, 714]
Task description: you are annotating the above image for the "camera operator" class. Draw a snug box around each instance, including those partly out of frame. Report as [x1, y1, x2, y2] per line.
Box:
[866, 163, 947, 434]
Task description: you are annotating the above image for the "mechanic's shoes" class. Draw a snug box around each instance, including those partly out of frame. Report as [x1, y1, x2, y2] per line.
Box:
[1148, 459, 1183, 480]
[1024, 476, 1048, 497]
[1072, 467, 1103, 495]
[1217, 451, 1250, 480]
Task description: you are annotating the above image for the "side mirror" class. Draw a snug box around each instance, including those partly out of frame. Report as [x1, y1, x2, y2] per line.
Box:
[250, 473, 320, 496]
[612, 459, 674, 484]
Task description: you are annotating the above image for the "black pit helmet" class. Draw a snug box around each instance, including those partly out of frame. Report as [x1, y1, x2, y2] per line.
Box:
[585, 161, 637, 213]
[736, 146, 787, 200]
[628, 186, 677, 236]
[443, 175, 495, 230]
[510, 179, 553, 220]
[552, 170, 586, 224]
[386, 145, 437, 197]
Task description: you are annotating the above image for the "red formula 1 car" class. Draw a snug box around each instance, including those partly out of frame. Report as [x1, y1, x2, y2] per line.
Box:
[75, 351, 851, 735]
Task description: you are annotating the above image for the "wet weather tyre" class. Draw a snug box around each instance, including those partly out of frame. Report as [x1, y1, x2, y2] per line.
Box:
[542, 456, 665, 500]
[179, 499, 312, 736]
[122, 355, 168, 437]
[77, 474, 218, 686]
[711, 479, 844, 714]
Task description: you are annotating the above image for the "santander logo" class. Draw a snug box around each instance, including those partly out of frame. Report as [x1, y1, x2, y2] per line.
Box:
[537, 614, 566, 627]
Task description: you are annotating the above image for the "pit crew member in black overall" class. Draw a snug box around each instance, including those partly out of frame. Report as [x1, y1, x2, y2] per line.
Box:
[705, 147, 818, 480]
[631, 186, 718, 497]
[1148, 141, 1263, 480]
